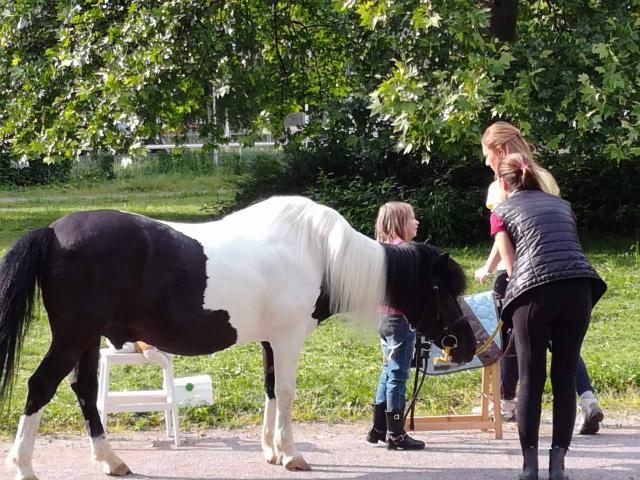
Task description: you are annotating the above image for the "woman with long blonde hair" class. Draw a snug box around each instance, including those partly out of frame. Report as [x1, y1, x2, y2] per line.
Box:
[476, 123, 605, 477]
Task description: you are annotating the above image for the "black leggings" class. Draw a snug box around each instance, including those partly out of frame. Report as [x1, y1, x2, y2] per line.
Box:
[508, 278, 592, 450]
[494, 271, 596, 400]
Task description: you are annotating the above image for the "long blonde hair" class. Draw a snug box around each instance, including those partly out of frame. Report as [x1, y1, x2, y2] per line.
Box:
[375, 202, 414, 243]
[482, 121, 560, 196]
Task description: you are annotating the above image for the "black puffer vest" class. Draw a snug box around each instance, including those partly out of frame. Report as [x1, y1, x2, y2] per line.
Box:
[493, 189, 607, 315]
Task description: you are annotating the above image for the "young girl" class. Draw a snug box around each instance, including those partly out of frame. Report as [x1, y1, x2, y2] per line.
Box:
[492, 153, 607, 480]
[475, 121, 604, 436]
[365, 201, 424, 450]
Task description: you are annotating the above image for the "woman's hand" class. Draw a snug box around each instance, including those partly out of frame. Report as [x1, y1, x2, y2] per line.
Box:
[474, 266, 491, 284]
[476, 241, 501, 284]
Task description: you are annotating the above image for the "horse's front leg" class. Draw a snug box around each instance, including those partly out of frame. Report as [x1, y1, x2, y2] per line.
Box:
[70, 340, 131, 476]
[270, 337, 310, 471]
[260, 342, 279, 464]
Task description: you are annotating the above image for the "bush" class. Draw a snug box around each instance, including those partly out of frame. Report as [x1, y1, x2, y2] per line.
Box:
[232, 151, 300, 207]
[305, 172, 486, 245]
[545, 154, 640, 237]
[0, 155, 72, 186]
[305, 175, 409, 236]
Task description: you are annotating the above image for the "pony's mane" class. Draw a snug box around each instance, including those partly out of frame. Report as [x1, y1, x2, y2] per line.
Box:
[226, 196, 386, 314]
[441, 250, 467, 297]
[381, 243, 423, 308]
[417, 243, 466, 296]
[382, 242, 466, 309]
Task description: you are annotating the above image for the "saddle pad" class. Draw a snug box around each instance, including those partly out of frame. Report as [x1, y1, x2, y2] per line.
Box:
[418, 290, 502, 376]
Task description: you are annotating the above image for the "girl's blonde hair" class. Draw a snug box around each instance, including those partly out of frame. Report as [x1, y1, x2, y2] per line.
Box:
[375, 202, 414, 242]
[481, 121, 560, 196]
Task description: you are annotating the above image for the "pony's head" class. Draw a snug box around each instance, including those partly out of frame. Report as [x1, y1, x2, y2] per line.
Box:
[419, 250, 476, 364]
[383, 243, 475, 364]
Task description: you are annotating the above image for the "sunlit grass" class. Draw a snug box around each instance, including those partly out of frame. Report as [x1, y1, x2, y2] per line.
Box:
[0, 180, 638, 439]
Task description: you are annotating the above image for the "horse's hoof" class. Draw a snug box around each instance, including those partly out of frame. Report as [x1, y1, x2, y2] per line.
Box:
[263, 447, 281, 465]
[285, 457, 311, 471]
[105, 462, 132, 476]
[7, 460, 39, 480]
[265, 453, 281, 465]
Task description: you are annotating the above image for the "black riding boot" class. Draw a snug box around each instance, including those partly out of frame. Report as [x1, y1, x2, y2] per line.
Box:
[549, 447, 569, 480]
[366, 403, 387, 444]
[385, 410, 425, 450]
[518, 446, 538, 480]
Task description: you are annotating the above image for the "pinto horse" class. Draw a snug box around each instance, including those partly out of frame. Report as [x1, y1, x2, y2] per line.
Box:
[0, 196, 474, 479]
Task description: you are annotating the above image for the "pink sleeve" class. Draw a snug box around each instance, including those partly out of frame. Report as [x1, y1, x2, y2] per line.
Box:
[490, 212, 505, 237]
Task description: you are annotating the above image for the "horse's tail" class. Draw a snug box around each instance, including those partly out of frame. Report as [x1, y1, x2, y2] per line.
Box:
[0, 227, 55, 405]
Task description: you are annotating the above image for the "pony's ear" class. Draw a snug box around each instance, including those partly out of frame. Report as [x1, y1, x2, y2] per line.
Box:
[434, 252, 450, 269]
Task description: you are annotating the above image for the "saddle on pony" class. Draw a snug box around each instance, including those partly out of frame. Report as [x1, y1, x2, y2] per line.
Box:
[414, 290, 503, 375]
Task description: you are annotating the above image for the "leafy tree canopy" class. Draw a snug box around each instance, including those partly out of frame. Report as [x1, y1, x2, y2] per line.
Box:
[0, 0, 638, 166]
[0, 0, 348, 162]
[343, 0, 639, 164]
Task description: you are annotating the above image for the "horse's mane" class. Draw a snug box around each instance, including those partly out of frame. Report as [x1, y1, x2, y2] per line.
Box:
[226, 196, 386, 314]
[381, 243, 423, 307]
[382, 242, 466, 309]
[419, 243, 466, 297]
[441, 250, 467, 297]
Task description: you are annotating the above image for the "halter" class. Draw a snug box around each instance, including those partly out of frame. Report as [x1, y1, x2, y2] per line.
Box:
[417, 281, 466, 362]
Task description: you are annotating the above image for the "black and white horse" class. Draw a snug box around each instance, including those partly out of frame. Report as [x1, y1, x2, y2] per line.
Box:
[0, 196, 475, 478]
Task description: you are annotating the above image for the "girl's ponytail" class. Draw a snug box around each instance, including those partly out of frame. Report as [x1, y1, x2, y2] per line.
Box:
[498, 153, 541, 192]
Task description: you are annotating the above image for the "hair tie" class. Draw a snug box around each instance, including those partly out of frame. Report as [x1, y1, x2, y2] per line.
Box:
[520, 163, 529, 173]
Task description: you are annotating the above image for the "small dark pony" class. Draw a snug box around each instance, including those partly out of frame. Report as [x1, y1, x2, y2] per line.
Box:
[0, 196, 474, 478]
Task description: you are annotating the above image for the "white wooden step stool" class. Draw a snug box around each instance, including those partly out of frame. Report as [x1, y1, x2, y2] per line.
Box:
[97, 347, 180, 447]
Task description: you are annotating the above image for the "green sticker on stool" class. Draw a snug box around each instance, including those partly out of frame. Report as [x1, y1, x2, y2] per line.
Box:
[186, 383, 194, 391]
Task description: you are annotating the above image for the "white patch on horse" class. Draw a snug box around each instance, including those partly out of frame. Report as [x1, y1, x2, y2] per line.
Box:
[261, 396, 278, 463]
[90, 435, 131, 476]
[6, 409, 43, 480]
[161, 196, 388, 469]
[164, 196, 386, 344]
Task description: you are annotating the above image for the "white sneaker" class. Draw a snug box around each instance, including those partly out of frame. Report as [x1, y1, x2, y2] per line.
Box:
[578, 392, 604, 435]
[471, 398, 516, 421]
[501, 398, 517, 421]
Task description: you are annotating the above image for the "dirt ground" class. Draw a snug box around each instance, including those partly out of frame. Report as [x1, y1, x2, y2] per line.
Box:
[2, 414, 639, 480]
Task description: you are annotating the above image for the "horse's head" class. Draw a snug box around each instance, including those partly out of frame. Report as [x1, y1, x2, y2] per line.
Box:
[418, 251, 476, 364]
[384, 243, 475, 365]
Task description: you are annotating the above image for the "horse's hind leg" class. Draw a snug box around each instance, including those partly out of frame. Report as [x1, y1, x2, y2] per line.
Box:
[6, 341, 83, 480]
[69, 339, 131, 476]
[6, 410, 43, 480]
[260, 342, 278, 464]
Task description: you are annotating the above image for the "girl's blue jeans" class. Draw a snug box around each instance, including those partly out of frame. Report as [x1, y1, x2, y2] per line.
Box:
[374, 315, 416, 411]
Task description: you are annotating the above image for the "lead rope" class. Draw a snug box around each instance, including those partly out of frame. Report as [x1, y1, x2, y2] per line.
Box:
[406, 338, 430, 430]
[475, 319, 504, 356]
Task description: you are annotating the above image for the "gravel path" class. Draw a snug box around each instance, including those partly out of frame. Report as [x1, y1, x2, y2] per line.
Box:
[2, 415, 639, 480]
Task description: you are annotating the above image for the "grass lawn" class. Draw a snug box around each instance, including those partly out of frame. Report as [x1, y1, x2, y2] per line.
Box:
[0, 176, 638, 437]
